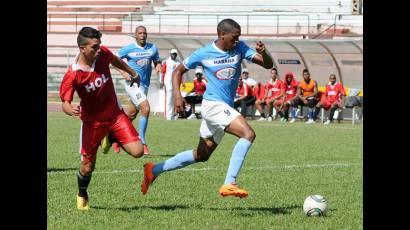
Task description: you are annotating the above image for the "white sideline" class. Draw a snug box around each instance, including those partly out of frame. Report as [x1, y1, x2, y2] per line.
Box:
[47, 163, 360, 175]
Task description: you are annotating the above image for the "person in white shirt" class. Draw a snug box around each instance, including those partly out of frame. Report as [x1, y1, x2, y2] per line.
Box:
[241, 68, 257, 87]
[161, 49, 181, 120]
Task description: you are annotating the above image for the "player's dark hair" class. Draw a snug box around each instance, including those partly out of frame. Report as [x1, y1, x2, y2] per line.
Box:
[303, 68, 310, 74]
[271, 67, 277, 73]
[135, 25, 147, 33]
[77, 27, 102, 47]
[329, 73, 336, 78]
[217, 19, 241, 34]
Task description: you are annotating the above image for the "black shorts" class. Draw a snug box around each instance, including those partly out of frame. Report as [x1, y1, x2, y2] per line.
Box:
[291, 96, 317, 108]
[185, 95, 203, 104]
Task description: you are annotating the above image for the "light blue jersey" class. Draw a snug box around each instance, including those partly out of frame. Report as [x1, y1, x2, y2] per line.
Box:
[117, 42, 160, 89]
[183, 41, 256, 107]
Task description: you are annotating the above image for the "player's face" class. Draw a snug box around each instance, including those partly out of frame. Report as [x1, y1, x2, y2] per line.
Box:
[196, 73, 202, 79]
[271, 70, 277, 80]
[286, 75, 292, 84]
[238, 77, 243, 85]
[303, 72, 310, 81]
[242, 72, 248, 79]
[223, 28, 241, 51]
[81, 38, 101, 61]
[171, 53, 177, 60]
[135, 27, 147, 46]
[329, 75, 336, 85]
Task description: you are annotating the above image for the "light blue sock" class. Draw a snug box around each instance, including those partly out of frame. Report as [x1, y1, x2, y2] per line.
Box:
[139, 116, 148, 145]
[224, 138, 252, 185]
[152, 150, 196, 176]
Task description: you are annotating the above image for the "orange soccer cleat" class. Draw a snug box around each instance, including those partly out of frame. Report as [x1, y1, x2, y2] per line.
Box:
[219, 183, 249, 198]
[141, 162, 156, 195]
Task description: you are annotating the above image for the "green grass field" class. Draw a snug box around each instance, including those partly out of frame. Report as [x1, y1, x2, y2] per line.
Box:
[47, 112, 362, 229]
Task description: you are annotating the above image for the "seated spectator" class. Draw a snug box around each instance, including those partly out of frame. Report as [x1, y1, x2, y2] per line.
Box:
[313, 74, 345, 125]
[234, 77, 255, 118]
[289, 69, 319, 124]
[254, 82, 267, 121]
[273, 71, 299, 122]
[264, 67, 284, 121]
[241, 68, 257, 87]
[185, 67, 207, 119]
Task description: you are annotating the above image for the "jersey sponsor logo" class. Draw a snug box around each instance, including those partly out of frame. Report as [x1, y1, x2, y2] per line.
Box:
[136, 58, 149, 66]
[286, 90, 294, 94]
[272, 88, 281, 92]
[328, 91, 336, 95]
[84, 74, 109, 93]
[215, 67, 237, 80]
[202, 55, 240, 67]
[128, 51, 152, 58]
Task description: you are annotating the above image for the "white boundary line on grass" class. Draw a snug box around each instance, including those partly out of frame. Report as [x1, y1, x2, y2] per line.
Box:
[47, 163, 361, 175]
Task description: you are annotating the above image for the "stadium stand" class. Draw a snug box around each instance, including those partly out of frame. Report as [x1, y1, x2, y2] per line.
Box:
[47, 0, 154, 32]
[47, 0, 362, 122]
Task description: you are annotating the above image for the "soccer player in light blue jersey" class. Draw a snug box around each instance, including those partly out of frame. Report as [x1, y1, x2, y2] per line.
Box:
[141, 19, 273, 198]
[112, 26, 162, 155]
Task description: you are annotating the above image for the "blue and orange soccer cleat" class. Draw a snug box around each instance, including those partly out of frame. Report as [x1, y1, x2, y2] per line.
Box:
[218, 182, 249, 198]
[141, 162, 156, 195]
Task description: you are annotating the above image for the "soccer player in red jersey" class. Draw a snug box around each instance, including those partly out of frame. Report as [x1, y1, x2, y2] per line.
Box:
[59, 27, 144, 210]
[314, 74, 346, 125]
[273, 72, 298, 122]
[254, 82, 267, 120]
[263, 68, 283, 121]
[234, 77, 256, 118]
[185, 68, 208, 119]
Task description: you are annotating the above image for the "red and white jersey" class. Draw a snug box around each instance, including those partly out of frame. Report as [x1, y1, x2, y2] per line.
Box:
[283, 80, 298, 101]
[325, 82, 345, 102]
[236, 82, 253, 97]
[162, 57, 180, 86]
[59, 46, 122, 123]
[265, 79, 283, 98]
[193, 77, 207, 95]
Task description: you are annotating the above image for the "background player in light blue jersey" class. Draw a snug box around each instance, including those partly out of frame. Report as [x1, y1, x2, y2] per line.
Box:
[114, 26, 162, 155]
[141, 19, 273, 198]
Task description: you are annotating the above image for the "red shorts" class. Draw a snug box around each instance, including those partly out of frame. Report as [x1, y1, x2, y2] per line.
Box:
[322, 99, 341, 110]
[80, 111, 140, 162]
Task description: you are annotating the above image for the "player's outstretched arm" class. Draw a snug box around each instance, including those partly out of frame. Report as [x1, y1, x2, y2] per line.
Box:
[252, 41, 273, 69]
[172, 64, 189, 113]
[62, 100, 80, 117]
[111, 56, 137, 80]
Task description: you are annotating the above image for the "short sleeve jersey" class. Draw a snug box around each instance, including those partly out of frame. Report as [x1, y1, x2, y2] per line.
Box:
[325, 82, 345, 102]
[236, 82, 253, 97]
[265, 79, 283, 98]
[193, 78, 207, 95]
[183, 41, 257, 107]
[283, 80, 299, 100]
[59, 46, 122, 122]
[117, 42, 160, 89]
[253, 84, 265, 100]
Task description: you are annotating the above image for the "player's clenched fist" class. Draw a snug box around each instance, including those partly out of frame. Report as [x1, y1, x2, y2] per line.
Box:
[255, 41, 266, 54]
[174, 94, 185, 114]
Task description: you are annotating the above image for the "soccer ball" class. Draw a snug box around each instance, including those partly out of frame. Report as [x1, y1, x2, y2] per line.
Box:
[303, 195, 328, 216]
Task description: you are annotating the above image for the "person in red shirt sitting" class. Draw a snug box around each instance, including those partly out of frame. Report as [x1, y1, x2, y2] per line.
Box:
[313, 74, 345, 125]
[273, 71, 299, 122]
[254, 82, 267, 121]
[263, 68, 284, 121]
[234, 77, 256, 118]
[185, 67, 208, 119]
